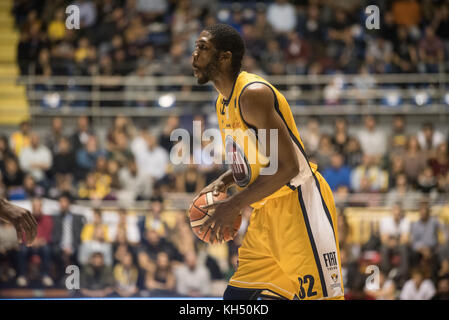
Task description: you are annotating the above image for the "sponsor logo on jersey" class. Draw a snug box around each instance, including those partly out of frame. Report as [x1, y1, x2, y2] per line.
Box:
[323, 251, 338, 271]
[225, 136, 251, 187]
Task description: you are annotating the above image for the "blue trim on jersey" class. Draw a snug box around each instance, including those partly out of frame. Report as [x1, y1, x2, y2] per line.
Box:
[237, 81, 261, 136]
[297, 187, 328, 298]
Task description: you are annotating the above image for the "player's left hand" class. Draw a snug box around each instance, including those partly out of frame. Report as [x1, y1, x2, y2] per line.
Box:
[200, 198, 242, 244]
[0, 199, 37, 246]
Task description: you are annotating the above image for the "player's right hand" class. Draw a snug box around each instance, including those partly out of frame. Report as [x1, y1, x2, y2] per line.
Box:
[0, 199, 37, 246]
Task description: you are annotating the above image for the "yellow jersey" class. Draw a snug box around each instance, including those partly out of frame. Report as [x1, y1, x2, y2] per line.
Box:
[215, 71, 317, 209]
[214, 71, 344, 300]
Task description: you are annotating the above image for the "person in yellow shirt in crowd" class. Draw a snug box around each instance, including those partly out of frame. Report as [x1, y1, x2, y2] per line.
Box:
[81, 208, 110, 243]
[10, 120, 31, 156]
[47, 8, 66, 42]
[114, 251, 139, 297]
[78, 172, 111, 200]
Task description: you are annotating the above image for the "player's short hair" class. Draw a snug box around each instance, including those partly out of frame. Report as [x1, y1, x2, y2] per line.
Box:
[204, 23, 245, 76]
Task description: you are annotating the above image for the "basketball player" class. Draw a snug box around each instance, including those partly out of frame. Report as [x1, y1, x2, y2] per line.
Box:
[192, 24, 344, 300]
[0, 198, 37, 245]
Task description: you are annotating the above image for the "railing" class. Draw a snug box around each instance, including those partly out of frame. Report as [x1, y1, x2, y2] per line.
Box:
[1, 73, 449, 119]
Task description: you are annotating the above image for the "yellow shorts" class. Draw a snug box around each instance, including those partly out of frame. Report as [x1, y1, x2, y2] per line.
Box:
[229, 172, 345, 300]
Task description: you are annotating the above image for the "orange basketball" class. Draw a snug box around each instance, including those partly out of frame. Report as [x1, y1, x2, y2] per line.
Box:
[189, 191, 242, 244]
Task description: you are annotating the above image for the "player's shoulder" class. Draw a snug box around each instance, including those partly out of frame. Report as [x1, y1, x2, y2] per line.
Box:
[239, 81, 274, 107]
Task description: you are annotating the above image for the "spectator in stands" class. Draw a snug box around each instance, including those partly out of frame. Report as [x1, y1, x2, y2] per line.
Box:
[76, 135, 104, 180]
[139, 226, 182, 264]
[81, 209, 110, 243]
[410, 201, 447, 264]
[366, 37, 393, 73]
[78, 223, 113, 267]
[284, 31, 311, 75]
[71, 116, 92, 153]
[388, 154, 405, 187]
[322, 153, 351, 191]
[51, 136, 76, 192]
[19, 132, 52, 185]
[400, 268, 436, 300]
[417, 165, 438, 193]
[175, 251, 211, 297]
[47, 8, 65, 42]
[418, 26, 445, 73]
[392, 26, 418, 73]
[428, 142, 449, 178]
[1, 156, 25, 197]
[105, 159, 121, 200]
[19, 174, 45, 200]
[45, 117, 64, 155]
[80, 252, 114, 297]
[386, 173, 421, 210]
[331, 118, 350, 155]
[131, 132, 168, 181]
[136, 0, 167, 22]
[343, 137, 363, 169]
[358, 115, 387, 160]
[139, 196, 168, 238]
[266, 0, 297, 34]
[299, 117, 321, 156]
[379, 203, 410, 279]
[111, 208, 141, 246]
[107, 132, 134, 168]
[158, 115, 180, 153]
[351, 155, 389, 193]
[145, 251, 176, 296]
[432, 275, 449, 300]
[417, 123, 446, 155]
[10, 120, 31, 156]
[16, 197, 53, 287]
[114, 250, 139, 297]
[389, 115, 408, 157]
[51, 194, 85, 271]
[402, 136, 428, 186]
[161, 43, 192, 77]
[260, 39, 285, 75]
[433, 2, 449, 41]
[118, 158, 153, 201]
[313, 134, 335, 171]
[78, 171, 109, 201]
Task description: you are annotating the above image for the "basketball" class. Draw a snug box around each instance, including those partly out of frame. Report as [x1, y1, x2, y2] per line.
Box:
[189, 192, 242, 244]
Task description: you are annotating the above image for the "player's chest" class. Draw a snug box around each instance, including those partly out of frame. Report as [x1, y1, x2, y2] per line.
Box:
[217, 96, 244, 131]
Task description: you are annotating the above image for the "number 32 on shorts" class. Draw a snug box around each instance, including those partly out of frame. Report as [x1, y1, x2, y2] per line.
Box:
[297, 275, 317, 299]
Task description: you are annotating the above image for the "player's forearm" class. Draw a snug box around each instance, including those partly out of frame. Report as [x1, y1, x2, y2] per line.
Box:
[0, 198, 8, 221]
[230, 165, 297, 209]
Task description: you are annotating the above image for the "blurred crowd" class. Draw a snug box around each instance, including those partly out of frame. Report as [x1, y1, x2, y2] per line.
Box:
[13, 0, 449, 77]
[0, 113, 448, 299]
[11, 0, 449, 108]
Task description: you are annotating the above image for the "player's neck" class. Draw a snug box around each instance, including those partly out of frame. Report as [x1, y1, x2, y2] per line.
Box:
[213, 72, 239, 101]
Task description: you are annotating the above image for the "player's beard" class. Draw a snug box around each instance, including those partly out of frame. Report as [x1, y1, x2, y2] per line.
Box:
[196, 53, 219, 85]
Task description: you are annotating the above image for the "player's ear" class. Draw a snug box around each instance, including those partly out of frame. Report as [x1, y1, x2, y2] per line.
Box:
[220, 51, 232, 63]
